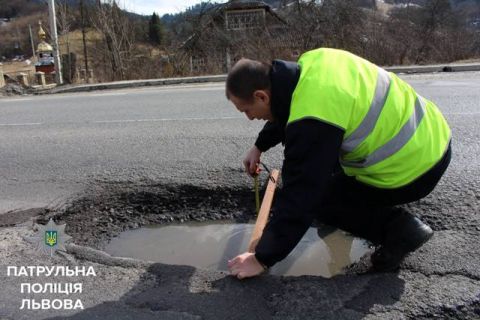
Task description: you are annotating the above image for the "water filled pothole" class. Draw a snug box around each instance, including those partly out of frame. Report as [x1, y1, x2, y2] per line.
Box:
[105, 221, 372, 277]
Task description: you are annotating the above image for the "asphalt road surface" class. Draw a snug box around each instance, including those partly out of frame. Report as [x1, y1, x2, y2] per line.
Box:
[1, 73, 478, 213]
[0, 83, 276, 213]
[0, 72, 479, 319]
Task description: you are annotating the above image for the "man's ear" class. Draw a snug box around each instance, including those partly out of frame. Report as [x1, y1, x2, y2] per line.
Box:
[254, 90, 270, 104]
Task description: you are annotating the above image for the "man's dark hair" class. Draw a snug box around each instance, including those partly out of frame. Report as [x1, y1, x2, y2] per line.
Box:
[226, 58, 271, 102]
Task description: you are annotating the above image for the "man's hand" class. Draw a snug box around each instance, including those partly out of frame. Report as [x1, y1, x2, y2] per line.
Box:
[243, 146, 262, 177]
[228, 252, 266, 280]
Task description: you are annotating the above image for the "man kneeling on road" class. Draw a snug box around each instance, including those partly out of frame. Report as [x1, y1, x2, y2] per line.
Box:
[226, 48, 452, 280]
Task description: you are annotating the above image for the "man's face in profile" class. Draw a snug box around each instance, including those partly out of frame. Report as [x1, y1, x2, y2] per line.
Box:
[229, 90, 273, 121]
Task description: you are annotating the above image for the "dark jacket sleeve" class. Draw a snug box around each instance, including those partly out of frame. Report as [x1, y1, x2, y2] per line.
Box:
[254, 119, 345, 267]
[254, 121, 286, 152]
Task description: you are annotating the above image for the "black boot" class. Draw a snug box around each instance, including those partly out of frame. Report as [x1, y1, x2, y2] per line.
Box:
[371, 209, 433, 272]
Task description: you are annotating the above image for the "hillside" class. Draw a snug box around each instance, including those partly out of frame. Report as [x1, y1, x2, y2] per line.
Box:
[0, 0, 43, 18]
[2, 0, 478, 20]
[0, 0, 143, 19]
[1, 0, 478, 81]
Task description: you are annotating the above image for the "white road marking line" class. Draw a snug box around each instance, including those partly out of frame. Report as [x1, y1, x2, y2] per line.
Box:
[127, 83, 223, 90]
[113, 85, 224, 95]
[0, 98, 34, 103]
[161, 87, 223, 92]
[68, 86, 222, 98]
[94, 116, 242, 124]
[0, 117, 241, 127]
[0, 84, 224, 102]
[89, 92, 129, 97]
[0, 122, 42, 127]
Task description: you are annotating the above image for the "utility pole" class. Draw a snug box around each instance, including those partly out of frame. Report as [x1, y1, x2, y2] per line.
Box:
[47, 0, 63, 85]
[28, 24, 36, 63]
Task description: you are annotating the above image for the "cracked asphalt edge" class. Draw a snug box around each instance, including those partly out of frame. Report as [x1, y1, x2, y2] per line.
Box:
[0, 178, 479, 319]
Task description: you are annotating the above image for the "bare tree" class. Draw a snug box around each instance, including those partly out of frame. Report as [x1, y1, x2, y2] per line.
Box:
[56, 1, 71, 50]
[91, 0, 135, 81]
[79, 0, 90, 82]
[415, 0, 454, 63]
[282, 0, 324, 52]
[320, 0, 366, 52]
[56, 0, 74, 82]
[386, 1, 422, 65]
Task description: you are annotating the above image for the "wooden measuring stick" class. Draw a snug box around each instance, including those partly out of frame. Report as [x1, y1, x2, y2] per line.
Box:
[247, 169, 280, 253]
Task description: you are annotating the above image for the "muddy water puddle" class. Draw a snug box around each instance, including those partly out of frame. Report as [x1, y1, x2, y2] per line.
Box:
[105, 221, 372, 277]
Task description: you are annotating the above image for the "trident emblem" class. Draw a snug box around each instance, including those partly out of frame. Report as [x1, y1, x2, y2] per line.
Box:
[45, 231, 58, 247]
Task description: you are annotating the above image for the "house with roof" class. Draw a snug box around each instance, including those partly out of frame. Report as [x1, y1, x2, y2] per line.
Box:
[179, 0, 292, 74]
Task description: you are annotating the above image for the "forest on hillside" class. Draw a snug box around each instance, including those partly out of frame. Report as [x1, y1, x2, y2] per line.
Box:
[0, 0, 479, 82]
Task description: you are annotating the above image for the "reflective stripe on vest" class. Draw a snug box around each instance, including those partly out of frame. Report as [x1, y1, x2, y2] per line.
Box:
[341, 95, 426, 168]
[341, 67, 391, 153]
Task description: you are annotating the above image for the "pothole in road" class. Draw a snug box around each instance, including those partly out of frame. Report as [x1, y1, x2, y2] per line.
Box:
[45, 183, 255, 250]
[42, 182, 371, 277]
[104, 221, 371, 277]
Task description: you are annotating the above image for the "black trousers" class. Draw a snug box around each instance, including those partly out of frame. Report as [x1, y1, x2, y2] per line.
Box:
[316, 142, 452, 245]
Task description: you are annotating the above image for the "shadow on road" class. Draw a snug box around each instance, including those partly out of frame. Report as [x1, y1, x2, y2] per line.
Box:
[46, 262, 405, 320]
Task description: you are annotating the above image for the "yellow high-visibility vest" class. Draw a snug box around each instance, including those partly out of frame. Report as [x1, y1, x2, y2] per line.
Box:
[288, 48, 451, 188]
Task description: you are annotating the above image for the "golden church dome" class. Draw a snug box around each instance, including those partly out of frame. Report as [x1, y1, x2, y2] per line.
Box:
[36, 21, 53, 53]
[37, 41, 53, 53]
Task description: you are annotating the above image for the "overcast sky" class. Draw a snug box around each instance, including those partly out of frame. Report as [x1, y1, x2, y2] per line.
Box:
[118, 0, 227, 16]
